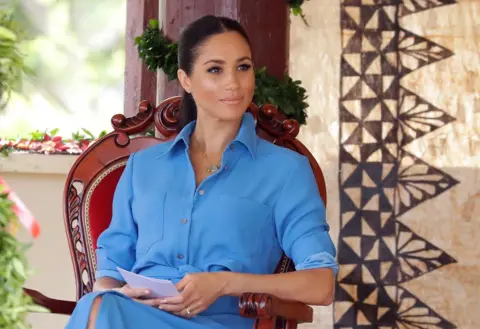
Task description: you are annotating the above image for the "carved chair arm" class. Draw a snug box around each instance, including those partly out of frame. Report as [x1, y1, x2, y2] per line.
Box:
[23, 288, 76, 315]
[239, 293, 313, 323]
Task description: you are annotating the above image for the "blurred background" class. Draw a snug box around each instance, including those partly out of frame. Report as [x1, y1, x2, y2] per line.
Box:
[0, 0, 125, 138]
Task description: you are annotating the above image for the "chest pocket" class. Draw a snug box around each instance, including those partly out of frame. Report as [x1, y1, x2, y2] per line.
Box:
[209, 194, 273, 249]
[132, 192, 166, 254]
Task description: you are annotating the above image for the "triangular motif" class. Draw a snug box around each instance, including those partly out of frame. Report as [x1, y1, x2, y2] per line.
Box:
[394, 222, 457, 283]
[342, 7, 361, 30]
[396, 287, 456, 329]
[395, 150, 459, 215]
[398, 87, 456, 145]
[398, 28, 454, 77]
[399, 0, 457, 17]
[343, 53, 362, 75]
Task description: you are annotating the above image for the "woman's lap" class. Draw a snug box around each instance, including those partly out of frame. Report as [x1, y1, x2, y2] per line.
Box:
[65, 291, 252, 329]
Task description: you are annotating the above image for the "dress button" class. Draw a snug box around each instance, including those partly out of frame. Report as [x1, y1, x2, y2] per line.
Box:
[230, 144, 234, 150]
[199, 189, 205, 195]
[177, 253, 184, 259]
[181, 218, 188, 224]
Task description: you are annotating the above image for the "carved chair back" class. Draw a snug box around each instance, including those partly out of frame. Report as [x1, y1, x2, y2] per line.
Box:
[63, 97, 326, 328]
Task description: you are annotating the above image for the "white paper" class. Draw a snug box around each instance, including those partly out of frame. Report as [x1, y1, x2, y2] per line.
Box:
[117, 267, 179, 299]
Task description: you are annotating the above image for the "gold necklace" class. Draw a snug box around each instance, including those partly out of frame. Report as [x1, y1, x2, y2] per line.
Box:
[203, 152, 221, 173]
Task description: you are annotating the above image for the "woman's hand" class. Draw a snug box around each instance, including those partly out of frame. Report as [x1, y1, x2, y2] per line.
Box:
[155, 272, 229, 317]
[112, 284, 153, 303]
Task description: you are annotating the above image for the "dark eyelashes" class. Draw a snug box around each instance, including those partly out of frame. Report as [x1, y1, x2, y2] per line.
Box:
[207, 66, 221, 73]
[206, 64, 252, 73]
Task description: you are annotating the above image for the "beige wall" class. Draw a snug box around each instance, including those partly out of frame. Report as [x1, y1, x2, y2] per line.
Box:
[289, 1, 341, 327]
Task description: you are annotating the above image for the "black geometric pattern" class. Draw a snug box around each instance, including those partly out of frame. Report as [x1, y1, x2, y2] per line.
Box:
[336, 0, 458, 328]
[397, 29, 454, 77]
[397, 88, 456, 146]
[399, 0, 456, 17]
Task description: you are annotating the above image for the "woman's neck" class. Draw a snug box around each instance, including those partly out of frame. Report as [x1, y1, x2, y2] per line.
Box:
[190, 115, 242, 154]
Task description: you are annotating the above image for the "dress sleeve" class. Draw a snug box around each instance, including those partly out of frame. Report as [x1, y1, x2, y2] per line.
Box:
[95, 154, 138, 281]
[274, 156, 338, 276]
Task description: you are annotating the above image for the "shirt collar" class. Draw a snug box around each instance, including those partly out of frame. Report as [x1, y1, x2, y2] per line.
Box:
[160, 112, 257, 160]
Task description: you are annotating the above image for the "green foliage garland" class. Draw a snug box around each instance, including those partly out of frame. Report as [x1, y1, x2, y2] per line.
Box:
[136, 20, 308, 125]
[286, 0, 308, 25]
[287, 0, 305, 15]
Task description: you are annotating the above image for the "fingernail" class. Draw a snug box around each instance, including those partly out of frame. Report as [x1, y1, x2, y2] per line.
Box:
[160, 299, 167, 304]
[145, 290, 150, 294]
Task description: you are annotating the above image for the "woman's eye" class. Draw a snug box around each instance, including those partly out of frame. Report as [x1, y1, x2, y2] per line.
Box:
[207, 66, 221, 73]
[238, 64, 251, 71]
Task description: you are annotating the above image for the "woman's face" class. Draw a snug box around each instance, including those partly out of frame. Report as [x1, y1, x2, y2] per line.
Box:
[179, 31, 255, 123]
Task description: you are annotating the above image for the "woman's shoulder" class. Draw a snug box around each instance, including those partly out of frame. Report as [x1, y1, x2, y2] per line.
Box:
[130, 141, 176, 162]
[256, 138, 309, 169]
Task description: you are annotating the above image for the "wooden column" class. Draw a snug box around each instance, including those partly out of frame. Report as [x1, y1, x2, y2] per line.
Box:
[124, 0, 159, 117]
[157, 0, 290, 99]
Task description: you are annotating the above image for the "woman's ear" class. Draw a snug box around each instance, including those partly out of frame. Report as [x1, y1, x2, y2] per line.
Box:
[177, 69, 192, 93]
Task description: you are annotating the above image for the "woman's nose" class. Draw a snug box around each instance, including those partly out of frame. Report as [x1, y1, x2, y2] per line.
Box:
[225, 72, 240, 90]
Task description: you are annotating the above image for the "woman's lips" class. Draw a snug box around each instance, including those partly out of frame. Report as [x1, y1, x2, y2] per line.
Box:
[220, 97, 243, 105]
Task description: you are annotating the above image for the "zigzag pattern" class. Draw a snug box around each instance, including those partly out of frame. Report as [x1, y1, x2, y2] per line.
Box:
[336, 1, 458, 328]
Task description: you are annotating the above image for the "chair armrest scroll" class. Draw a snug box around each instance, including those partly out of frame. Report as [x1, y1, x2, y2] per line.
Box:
[239, 293, 313, 323]
[23, 288, 76, 315]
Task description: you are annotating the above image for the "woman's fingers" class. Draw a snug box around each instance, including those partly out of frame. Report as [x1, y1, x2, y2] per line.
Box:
[158, 302, 186, 313]
[171, 300, 204, 318]
[160, 295, 185, 305]
[139, 298, 165, 307]
[121, 285, 151, 299]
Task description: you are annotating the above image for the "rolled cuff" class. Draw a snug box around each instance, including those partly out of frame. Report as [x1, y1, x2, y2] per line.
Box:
[295, 252, 339, 276]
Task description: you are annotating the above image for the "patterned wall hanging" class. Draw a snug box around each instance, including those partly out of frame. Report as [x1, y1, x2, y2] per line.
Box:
[336, 1, 459, 328]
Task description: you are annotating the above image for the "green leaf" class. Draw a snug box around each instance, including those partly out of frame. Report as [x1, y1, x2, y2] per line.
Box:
[0, 26, 16, 41]
[11, 258, 26, 279]
[149, 19, 159, 29]
[49, 128, 59, 137]
[81, 128, 95, 140]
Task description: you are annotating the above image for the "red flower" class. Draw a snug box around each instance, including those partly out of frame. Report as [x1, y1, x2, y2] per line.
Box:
[0, 177, 40, 238]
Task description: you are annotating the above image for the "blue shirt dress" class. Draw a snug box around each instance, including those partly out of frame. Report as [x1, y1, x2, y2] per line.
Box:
[65, 112, 338, 329]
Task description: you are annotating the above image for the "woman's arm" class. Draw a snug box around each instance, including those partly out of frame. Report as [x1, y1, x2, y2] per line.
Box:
[230, 155, 337, 306]
[93, 276, 155, 301]
[159, 267, 334, 317]
[95, 155, 138, 282]
[221, 268, 334, 305]
[93, 277, 124, 292]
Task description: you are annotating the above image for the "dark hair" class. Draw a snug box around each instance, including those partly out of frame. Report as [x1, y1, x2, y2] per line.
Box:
[177, 15, 251, 129]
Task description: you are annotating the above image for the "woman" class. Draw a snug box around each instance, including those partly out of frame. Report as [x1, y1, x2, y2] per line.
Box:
[66, 15, 338, 329]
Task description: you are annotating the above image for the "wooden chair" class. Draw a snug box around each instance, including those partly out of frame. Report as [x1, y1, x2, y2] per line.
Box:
[24, 96, 327, 329]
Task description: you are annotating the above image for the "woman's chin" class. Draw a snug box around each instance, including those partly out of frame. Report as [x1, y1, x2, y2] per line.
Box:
[216, 105, 249, 121]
